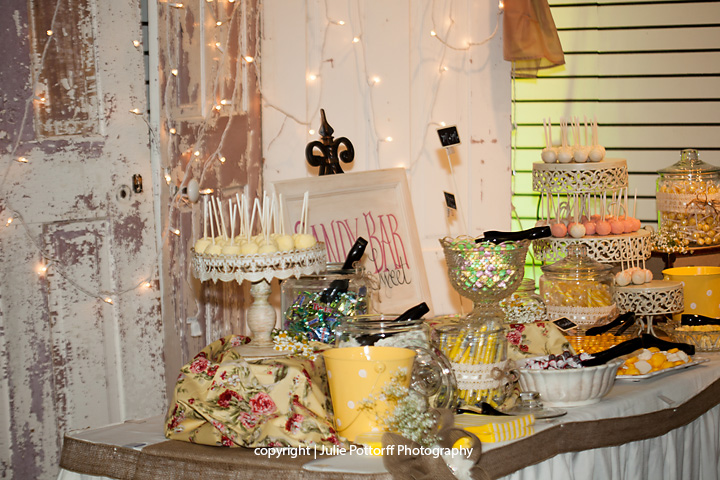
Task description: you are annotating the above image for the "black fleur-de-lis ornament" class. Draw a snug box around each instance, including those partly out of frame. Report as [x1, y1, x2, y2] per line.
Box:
[305, 109, 355, 176]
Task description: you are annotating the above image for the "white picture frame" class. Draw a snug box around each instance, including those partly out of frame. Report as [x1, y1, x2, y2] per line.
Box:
[273, 168, 432, 314]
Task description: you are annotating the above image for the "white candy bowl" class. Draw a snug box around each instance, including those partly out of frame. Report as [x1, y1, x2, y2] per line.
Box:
[516, 360, 622, 407]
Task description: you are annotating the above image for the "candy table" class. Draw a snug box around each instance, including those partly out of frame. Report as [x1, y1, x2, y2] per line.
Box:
[58, 353, 720, 480]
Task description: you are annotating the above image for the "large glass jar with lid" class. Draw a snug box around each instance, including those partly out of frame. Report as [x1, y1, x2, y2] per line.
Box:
[657, 149, 720, 247]
[280, 263, 371, 343]
[540, 244, 615, 331]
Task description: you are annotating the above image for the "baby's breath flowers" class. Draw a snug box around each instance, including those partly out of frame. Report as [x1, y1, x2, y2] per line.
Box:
[358, 368, 437, 446]
[652, 224, 688, 254]
[272, 330, 319, 360]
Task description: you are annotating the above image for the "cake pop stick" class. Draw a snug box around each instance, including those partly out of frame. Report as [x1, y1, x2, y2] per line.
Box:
[558, 118, 572, 163]
[251, 198, 260, 238]
[589, 116, 605, 162]
[302, 191, 309, 234]
[551, 194, 567, 237]
[569, 193, 586, 238]
[573, 116, 588, 163]
[235, 192, 245, 238]
[209, 198, 216, 241]
[228, 199, 236, 244]
[541, 118, 557, 163]
[596, 191, 611, 235]
[211, 196, 220, 242]
[216, 197, 228, 240]
[278, 194, 285, 235]
[203, 195, 208, 239]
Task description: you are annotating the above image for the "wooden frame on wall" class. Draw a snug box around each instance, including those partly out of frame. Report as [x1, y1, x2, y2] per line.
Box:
[273, 168, 433, 314]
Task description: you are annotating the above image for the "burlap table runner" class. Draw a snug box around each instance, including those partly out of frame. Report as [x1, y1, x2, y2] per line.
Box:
[60, 376, 720, 480]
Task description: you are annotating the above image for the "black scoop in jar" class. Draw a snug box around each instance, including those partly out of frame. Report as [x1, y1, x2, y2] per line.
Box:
[478, 226, 551, 244]
[352, 302, 430, 346]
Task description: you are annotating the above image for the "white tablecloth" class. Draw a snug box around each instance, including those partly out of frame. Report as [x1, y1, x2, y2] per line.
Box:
[58, 353, 720, 480]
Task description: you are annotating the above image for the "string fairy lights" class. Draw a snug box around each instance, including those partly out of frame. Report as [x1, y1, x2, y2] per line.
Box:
[259, 0, 504, 176]
[0, 0, 167, 306]
[2, 0, 504, 309]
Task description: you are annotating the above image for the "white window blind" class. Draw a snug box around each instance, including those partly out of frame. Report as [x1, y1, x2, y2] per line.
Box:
[511, 0, 720, 233]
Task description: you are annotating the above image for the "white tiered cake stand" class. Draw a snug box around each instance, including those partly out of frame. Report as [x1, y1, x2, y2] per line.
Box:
[532, 158, 682, 330]
[532, 159, 653, 264]
[615, 280, 684, 334]
[192, 243, 327, 357]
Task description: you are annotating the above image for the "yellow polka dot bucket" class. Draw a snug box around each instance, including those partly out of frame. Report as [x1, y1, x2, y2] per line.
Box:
[322, 346, 415, 442]
[663, 266, 720, 319]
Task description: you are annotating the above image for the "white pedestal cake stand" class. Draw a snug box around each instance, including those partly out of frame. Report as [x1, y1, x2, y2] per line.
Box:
[192, 243, 327, 357]
[615, 280, 684, 335]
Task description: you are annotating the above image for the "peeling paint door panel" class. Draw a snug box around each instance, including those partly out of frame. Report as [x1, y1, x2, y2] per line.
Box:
[0, 1, 164, 479]
[155, 0, 263, 395]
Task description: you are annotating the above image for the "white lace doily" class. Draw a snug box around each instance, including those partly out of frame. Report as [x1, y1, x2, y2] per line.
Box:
[451, 360, 511, 391]
[532, 158, 628, 194]
[533, 229, 652, 264]
[615, 280, 684, 316]
[191, 243, 327, 284]
[656, 191, 720, 215]
[546, 304, 618, 328]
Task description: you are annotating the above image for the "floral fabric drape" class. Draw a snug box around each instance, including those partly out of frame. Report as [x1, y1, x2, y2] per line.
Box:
[504, 0, 565, 77]
[165, 335, 344, 448]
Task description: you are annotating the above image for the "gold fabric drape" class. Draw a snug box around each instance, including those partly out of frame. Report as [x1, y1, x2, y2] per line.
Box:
[503, 0, 565, 77]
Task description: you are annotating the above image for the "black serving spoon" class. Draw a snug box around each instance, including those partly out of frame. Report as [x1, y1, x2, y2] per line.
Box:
[457, 402, 510, 416]
[478, 226, 552, 244]
[581, 334, 695, 367]
[586, 312, 636, 336]
[681, 314, 720, 327]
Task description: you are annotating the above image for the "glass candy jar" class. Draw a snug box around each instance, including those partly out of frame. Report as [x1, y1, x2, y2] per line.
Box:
[436, 318, 511, 408]
[500, 279, 547, 324]
[335, 314, 457, 409]
[281, 263, 370, 343]
[540, 244, 615, 330]
[657, 149, 720, 247]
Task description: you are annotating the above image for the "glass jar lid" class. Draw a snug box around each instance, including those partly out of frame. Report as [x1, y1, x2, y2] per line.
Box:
[658, 149, 720, 176]
[540, 244, 612, 279]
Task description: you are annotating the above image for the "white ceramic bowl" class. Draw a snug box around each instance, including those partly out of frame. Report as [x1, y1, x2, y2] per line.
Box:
[516, 360, 622, 407]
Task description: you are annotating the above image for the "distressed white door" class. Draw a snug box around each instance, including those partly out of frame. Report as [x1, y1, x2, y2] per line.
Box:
[0, 1, 164, 479]
[152, 0, 263, 394]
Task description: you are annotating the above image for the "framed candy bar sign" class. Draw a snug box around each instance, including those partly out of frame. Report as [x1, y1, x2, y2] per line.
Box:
[273, 168, 432, 314]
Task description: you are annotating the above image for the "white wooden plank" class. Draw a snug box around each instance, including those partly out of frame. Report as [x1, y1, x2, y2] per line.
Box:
[551, 3, 720, 29]
[513, 100, 720, 124]
[551, 0, 709, 6]
[513, 125, 720, 149]
[558, 27, 720, 52]
[544, 52, 720, 76]
[513, 150, 720, 173]
[515, 77, 720, 100]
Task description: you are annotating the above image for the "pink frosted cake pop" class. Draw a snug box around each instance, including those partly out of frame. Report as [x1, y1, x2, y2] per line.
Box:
[551, 222, 568, 238]
[596, 220, 611, 236]
[583, 221, 597, 235]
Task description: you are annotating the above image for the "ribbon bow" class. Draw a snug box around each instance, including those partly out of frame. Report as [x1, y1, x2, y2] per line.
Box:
[687, 191, 720, 217]
[381, 409, 491, 480]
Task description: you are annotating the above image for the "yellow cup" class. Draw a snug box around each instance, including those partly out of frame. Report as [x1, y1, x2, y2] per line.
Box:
[322, 346, 415, 442]
[663, 266, 720, 318]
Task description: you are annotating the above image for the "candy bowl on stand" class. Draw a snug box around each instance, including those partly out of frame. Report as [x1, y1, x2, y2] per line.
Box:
[439, 236, 530, 322]
[438, 236, 531, 408]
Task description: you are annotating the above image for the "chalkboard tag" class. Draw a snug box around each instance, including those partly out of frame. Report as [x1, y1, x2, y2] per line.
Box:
[437, 125, 461, 148]
[553, 317, 577, 332]
[444, 191, 457, 210]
